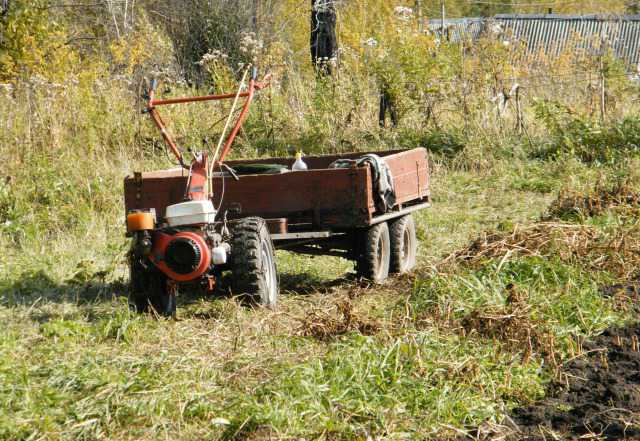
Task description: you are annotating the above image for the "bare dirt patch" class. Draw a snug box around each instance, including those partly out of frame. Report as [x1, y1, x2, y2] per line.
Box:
[601, 281, 640, 315]
[456, 321, 640, 441]
[510, 323, 640, 440]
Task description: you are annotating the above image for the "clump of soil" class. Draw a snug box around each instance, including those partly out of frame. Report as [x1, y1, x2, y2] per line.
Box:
[297, 299, 380, 341]
[601, 281, 640, 314]
[511, 323, 640, 440]
[547, 181, 640, 220]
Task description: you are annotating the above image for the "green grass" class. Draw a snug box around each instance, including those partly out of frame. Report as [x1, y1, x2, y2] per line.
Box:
[3, 3, 640, 437]
[2, 147, 639, 439]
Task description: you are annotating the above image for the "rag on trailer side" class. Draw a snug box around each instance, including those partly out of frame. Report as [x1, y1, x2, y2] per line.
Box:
[124, 70, 431, 316]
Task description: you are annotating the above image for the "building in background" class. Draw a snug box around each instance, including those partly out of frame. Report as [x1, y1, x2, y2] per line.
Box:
[428, 14, 640, 68]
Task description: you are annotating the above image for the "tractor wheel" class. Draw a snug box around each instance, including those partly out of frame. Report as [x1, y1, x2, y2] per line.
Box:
[389, 214, 417, 274]
[231, 217, 279, 308]
[355, 222, 391, 283]
[129, 258, 175, 317]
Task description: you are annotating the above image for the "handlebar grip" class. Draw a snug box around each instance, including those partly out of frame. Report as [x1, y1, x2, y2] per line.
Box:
[150, 78, 158, 91]
[251, 67, 258, 81]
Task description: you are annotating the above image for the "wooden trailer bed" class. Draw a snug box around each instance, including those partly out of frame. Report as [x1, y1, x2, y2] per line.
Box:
[124, 148, 430, 242]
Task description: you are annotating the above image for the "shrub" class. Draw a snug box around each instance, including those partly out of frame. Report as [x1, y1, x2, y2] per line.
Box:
[533, 100, 640, 163]
[0, 0, 77, 81]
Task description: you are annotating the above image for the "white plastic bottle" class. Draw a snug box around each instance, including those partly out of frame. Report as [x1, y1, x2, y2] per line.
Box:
[292, 151, 308, 171]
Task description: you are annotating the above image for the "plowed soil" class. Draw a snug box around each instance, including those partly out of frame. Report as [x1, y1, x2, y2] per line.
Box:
[459, 283, 640, 440]
[512, 322, 640, 440]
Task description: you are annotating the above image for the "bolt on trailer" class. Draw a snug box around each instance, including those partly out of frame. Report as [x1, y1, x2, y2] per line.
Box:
[124, 69, 431, 316]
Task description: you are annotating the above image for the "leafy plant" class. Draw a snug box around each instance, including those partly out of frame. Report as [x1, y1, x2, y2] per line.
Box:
[533, 100, 640, 163]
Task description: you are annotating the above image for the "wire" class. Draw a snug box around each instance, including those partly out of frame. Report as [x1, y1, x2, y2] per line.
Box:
[215, 162, 226, 214]
[210, 67, 249, 169]
[465, 0, 579, 5]
[207, 66, 249, 200]
[183, 161, 194, 201]
[207, 106, 243, 133]
[403, 70, 636, 89]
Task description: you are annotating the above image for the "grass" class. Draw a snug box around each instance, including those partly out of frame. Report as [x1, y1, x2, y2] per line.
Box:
[3, 3, 640, 437]
[2, 145, 639, 439]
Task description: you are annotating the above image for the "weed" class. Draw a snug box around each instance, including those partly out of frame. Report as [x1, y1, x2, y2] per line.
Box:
[297, 298, 380, 340]
[547, 179, 640, 221]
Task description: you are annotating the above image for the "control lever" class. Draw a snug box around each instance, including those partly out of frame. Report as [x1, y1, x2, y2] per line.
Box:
[220, 163, 240, 181]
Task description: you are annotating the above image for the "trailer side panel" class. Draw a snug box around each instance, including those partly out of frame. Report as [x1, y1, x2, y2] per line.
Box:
[124, 148, 429, 230]
[125, 167, 375, 228]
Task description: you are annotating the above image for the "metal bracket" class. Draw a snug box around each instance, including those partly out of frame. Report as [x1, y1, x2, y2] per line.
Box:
[134, 171, 143, 207]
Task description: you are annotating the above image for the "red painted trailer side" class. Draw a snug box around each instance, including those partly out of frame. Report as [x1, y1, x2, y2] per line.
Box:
[124, 148, 430, 231]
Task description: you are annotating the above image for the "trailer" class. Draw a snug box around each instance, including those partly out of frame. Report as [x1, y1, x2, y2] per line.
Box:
[123, 70, 430, 316]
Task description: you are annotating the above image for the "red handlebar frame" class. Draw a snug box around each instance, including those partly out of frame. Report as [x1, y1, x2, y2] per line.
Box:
[145, 74, 271, 168]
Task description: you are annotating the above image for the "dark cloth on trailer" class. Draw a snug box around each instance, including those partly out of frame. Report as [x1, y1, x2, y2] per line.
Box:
[329, 154, 396, 212]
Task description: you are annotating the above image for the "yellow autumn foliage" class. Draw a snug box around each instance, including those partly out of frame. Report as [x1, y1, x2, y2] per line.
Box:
[0, 0, 77, 82]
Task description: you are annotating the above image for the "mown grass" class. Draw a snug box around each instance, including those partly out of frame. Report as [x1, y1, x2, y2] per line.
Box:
[2, 142, 639, 439]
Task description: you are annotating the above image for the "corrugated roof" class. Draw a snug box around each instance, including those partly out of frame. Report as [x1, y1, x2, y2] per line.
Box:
[426, 18, 486, 41]
[427, 14, 640, 66]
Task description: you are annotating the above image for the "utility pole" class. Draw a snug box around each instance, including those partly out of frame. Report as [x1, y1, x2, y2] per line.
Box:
[416, 0, 423, 32]
[441, 1, 446, 41]
[252, 0, 259, 33]
[310, 0, 337, 76]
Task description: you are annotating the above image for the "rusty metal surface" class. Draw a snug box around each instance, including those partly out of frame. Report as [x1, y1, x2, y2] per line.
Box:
[266, 218, 288, 235]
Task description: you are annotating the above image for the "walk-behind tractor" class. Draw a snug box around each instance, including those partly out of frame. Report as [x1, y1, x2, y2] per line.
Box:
[125, 69, 431, 316]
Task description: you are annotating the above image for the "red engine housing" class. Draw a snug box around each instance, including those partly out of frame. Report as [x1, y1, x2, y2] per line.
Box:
[150, 231, 211, 282]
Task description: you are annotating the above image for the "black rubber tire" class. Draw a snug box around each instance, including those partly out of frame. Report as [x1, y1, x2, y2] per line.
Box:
[230, 217, 279, 308]
[389, 214, 417, 274]
[129, 258, 175, 317]
[355, 222, 391, 283]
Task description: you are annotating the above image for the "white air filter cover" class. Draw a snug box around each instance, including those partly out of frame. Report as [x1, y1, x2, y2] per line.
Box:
[166, 200, 216, 227]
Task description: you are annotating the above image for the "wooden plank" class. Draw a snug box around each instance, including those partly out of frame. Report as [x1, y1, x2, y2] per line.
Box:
[212, 167, 373, 228]
[124, 148, 429, 229]
[124, 175, 187, 218]
[125, 166, 374, 228]
[382, 148, 430, 205]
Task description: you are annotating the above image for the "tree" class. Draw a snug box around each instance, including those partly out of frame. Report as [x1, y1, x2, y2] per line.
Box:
[0, 0, 76, 81]
[310, 0, 337, 75]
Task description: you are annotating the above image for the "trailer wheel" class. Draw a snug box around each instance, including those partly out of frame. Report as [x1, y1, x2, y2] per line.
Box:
[231, 217, 279, 308]
[129, 259, 175, 317]
[389, 214, 417, 274]
[356, 222, 391, 283]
